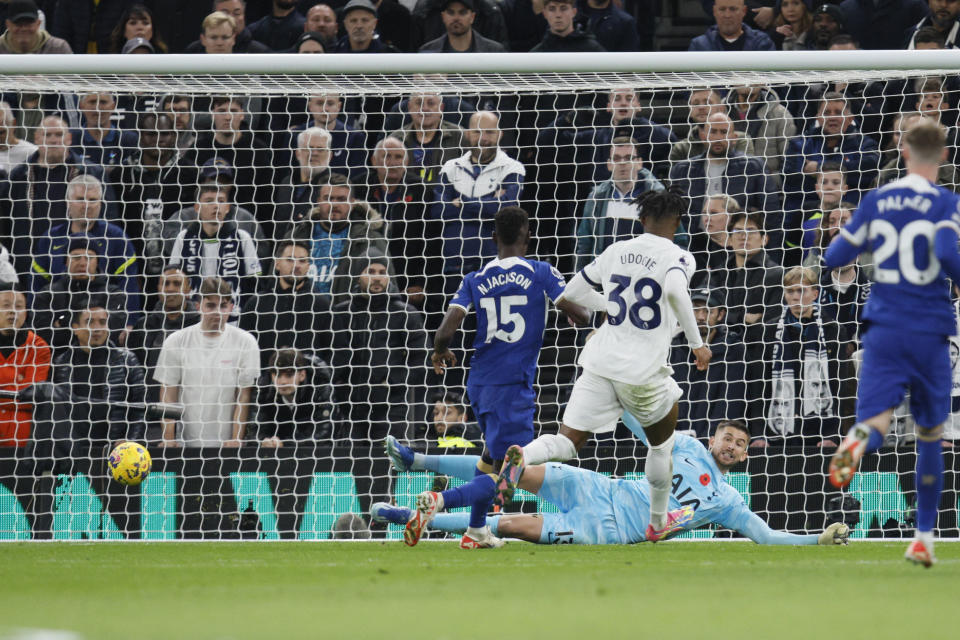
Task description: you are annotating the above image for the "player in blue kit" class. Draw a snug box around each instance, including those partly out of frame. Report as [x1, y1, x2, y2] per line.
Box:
[824, 119, 960, 567]
[376, 418, 850, 546]
[403, 206, 590, 549]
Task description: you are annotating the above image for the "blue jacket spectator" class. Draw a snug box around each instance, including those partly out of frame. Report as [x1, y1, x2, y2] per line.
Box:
[431, 112, 524, 274]
[71, 92, 137, 170]
[782, 92, 880, 211]
[575, 0, 639, 51]
[288, 116, 367, 181]
[690, 0, 775, 51]
[839, 0, 927, 50]
[248, 1, 306, 51]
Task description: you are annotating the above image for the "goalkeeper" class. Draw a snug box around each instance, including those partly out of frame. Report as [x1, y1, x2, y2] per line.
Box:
[376, 418, 849, 546]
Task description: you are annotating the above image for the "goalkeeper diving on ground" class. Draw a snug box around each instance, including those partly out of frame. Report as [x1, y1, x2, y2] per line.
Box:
[376, 418, 850, 546]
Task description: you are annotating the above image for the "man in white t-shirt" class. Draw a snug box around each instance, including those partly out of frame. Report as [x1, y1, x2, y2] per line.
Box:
[0, 100, 37, 173]
[154, 276, 259, 448]
[497, 189, 712, 542]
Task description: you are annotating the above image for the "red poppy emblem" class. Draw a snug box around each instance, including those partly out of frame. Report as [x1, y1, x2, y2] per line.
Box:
[699, 474, 710, 486]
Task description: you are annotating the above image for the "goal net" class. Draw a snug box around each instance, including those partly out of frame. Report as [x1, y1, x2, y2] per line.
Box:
[0, 52, 957, 541]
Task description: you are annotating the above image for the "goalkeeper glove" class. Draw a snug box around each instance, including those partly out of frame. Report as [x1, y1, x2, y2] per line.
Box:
[818, 522, 850, 546]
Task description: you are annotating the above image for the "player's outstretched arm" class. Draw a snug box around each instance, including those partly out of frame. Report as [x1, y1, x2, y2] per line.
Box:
[431, 306, 467, 374]
[724, 505, 848, 546]
[934, 221, 960, 283]
[556, 297, 591, 327]
[557, 271, 607, 312]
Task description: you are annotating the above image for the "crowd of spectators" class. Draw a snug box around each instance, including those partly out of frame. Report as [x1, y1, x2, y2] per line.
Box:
[0, 0, 957, 466]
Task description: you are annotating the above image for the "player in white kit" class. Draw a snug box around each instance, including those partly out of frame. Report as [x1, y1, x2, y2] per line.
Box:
[496, 189, 712, 542]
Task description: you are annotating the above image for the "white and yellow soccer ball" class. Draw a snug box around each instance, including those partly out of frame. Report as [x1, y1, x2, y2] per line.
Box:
[108, 442, 152, 486]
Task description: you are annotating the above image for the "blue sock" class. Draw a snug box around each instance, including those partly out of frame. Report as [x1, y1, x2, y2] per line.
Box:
[865, 427, 884, 454]
[376, 505, 411, 526]
[416, 455, 482, 482]
[431, 513, 500, 536]
[915, 438, 944, 532]
[440, 474, 496, 511]
[469, 495, 493, 529]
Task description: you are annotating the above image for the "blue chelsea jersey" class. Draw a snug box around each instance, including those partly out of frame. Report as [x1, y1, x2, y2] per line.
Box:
[836, 175, 960, 335]
[449, 256, 566, 386]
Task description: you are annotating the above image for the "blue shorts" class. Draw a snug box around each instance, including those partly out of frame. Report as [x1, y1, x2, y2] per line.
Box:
[537, 463, 623, 545]
[857, 326, 951, 428]
[466, 382, 535, 459]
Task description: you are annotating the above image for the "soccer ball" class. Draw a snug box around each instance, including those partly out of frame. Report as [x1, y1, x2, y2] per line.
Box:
[108, 442, 152, 486]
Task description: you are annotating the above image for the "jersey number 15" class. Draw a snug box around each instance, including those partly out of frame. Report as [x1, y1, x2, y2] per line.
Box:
[479, 295, 527, 343]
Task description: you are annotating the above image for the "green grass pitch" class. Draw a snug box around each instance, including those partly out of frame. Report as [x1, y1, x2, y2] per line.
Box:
[0, 541, 956, 639]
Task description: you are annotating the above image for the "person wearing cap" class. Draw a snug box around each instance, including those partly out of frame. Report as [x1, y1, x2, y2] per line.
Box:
[669, 288, 747, 440]
[531, 0, 604, 52]
[71, 92, 138, 170]
[32, 174, 142, 330]
[51, 0, 127, 54]
[295, 31, 325, 52]
[419, 0, 506, 52]
[837, 0, 927, 50]
[304, 3, 339, 49]
[32, 239, 130, 354]
[411, 0, 507, 50]
[248, 0, 305, 51]
[163, 157, 267, 260]
[121, 37, 155, 54]
[330, 250, 428, 443]
[804, 3, 845, 49]
[905, 0, 960, 49]
[0, 0, 72, 54]
[332, 0, 400, 53]
[689, 0, 775, 51]
[575, 0, 640, 52]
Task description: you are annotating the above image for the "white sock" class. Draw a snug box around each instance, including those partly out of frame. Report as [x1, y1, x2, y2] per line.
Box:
[916, 530, 935, 549]
[647, 432, 676, 530]
[411, 452, 425, 471]
[466, 525, 488, 540]
[523, 433, 578, 465]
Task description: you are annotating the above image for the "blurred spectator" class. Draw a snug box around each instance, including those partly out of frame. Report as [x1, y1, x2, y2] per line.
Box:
[108, 3, 169, 53]
[5, 115, 104, 278]
[668, 111, 781, 230]
[837, 0, 927, 51]
[689, 0, 775, 51]
[689, 194, 740, 277]
[876, 111, 960, 190]
[248, 0, 305, 51]
[431, 110, 524, 279]
[51, 298, 146, 458]
[195, 96, 275, 218]
[411, 0, 507, 50]
[817, 255, 868, 352]
[249, 348, 337, 446]
[906, 2, 960, 49]
[709, 211, 783, 346]
[725, 84, 796, 178]
[332, 0, 400, 53]
[0, 0, 72, 53]
[32, 240, 130, 353]
[330, 254, 428, 442]
[121, 36, 155, 54]
[575, 0, 639, 52]
[760, 266, 850, 446]
[111, 112, 199, 275]
[371, 0, 414, 52]
[784, 162, 849, 265]
[187, 10, 271, 54]
[31, 175, 141, 324]
[127, 266, 200, 405]
[782, 92, 880, 211]
[804, 3, 844, 50]
[295, 31, 326, 52]
[164, 160, 267, 258]
[286, 93, 366, 180]
[770, 0, 812, 50]
[575, 136, 665, 270]
[419, 390, 481, 447]
[387, 92, 464, 186]
[291, 173, 389, 299]
[671, 287, 746, 439]
[272, 126, 334, 236]
[803, 203, 852, 274]
[0, 100, 37, 173]
[168, 184, 263, 308]
[419, 0, 506, 52]
[240, 239, 333, 370]
[160, 95, 198, 152]
[361, 137, 429, 295]
[501, 0, 547, 51]
[52, 0, 128, 54]
[0, 284, 50, 448]
[142, 0, 210, 53]
[71, 92, 137, 171]
[671, 88, 753, 164]
[531, 0, 605, 52]
[304, 3, 339, 48]
[154, 277, 259, 448]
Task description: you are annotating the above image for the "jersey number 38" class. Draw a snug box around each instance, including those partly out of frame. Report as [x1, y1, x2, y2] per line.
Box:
[608, 274, 662, 330]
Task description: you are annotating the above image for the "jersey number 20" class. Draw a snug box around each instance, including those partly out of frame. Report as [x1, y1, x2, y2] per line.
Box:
[479, 295, 527, 343]
[608, 275, 662, 330]
[870, 219, 941, 285]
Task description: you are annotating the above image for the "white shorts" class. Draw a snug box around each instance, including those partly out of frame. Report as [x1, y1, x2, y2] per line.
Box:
[562, 369, 682, 434]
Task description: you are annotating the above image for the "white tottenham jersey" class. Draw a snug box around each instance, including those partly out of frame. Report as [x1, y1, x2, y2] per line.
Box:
[579, 234, 696, 385]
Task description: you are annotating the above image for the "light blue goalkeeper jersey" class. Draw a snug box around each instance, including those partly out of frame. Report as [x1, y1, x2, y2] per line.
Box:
[617, 413, 819, 544]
